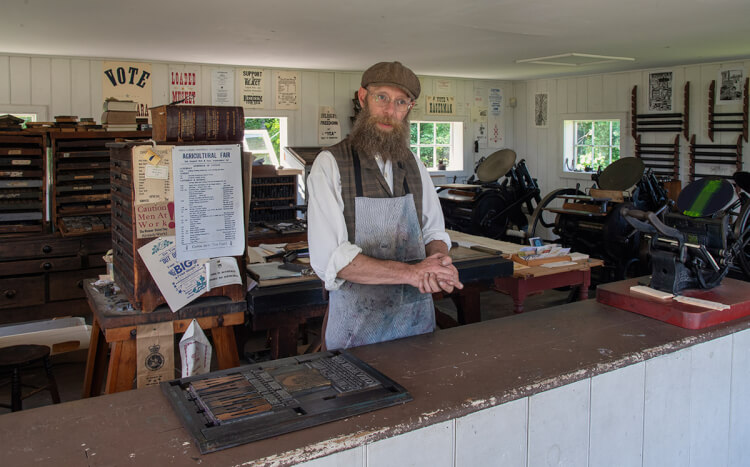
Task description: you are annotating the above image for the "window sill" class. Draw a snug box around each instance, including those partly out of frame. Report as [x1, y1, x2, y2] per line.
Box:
[560, 171, 596, 181]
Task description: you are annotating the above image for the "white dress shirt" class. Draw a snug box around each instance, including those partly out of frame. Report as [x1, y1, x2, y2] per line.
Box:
[307, 150, 451, 290]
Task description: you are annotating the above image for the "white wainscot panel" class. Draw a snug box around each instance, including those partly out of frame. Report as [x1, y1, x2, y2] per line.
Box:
[295, 446, 364, 467]
[455, 397, 527, 467]
[367, 420, 453, 467]
[528, 378, 590, 467]
[643, 347, 690, 467]
[689, 335, 732, 467]
[729, 328, 750, 467]
[589, 361, 645, 467]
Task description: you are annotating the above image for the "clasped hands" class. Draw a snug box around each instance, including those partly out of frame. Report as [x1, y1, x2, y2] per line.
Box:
[412, 253, 463, 294]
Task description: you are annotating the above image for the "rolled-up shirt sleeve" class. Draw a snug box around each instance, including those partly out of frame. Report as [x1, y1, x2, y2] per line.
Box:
[307, 151, 362, 291]
[414, 153, 452, 250]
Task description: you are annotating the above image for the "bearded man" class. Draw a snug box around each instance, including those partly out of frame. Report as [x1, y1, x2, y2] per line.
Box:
[307, 61, 462, 351]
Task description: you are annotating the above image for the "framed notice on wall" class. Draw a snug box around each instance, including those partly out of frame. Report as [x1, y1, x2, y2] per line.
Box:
[648, 71, 673, 112]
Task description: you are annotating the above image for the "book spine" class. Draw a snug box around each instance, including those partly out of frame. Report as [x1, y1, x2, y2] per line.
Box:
[153, 106, 244, 143]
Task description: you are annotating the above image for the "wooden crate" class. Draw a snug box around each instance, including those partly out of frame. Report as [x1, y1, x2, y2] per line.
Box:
[110, 142, 245, 312]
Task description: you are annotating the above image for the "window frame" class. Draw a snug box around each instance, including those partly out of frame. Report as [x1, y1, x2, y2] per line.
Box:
[242, 116, 288, 167]
[560, 112, 629, 179]
[409, 120, 464, 171]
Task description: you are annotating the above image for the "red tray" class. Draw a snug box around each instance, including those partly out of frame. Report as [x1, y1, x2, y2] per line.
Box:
[597, 277, 750, 329]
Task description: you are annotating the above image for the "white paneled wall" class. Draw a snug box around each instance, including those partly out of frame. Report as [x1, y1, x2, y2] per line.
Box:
[515, 60, 750, 200]
[289, 328, 750, 467]
[0, 53, 513, 183]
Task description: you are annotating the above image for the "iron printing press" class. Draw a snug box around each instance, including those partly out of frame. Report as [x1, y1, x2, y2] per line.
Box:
[528, 157, 669, 281]
[436, 149, 541, 242]
[622, 171, 750, 294]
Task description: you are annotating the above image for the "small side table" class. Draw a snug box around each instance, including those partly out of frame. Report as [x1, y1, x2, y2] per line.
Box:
[493, 259, 604, 313]
[81, 280, 246, 397]
[0, 344, 61, 411]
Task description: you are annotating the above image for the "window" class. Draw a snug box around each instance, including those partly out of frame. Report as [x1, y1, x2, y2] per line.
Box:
[244, 117, 287, 166]
[410, 121, 463, 170]
[563, 119, 621, 172]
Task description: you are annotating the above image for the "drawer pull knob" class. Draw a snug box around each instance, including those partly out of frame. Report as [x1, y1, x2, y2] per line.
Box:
[76, 280, 84, 289]
[42, 262, 52, 270]
[4, 289, 16, 299]
[42, 245, 52, 253]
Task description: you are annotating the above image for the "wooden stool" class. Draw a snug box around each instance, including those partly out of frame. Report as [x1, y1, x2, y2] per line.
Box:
[0, 345, 61, 412]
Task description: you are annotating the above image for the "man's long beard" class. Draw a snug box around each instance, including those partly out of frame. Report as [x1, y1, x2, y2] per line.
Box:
[350, 104, 411, 163]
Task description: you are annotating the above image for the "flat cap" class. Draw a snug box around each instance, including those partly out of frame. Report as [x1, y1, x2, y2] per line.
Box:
[361, 61, 420, 100]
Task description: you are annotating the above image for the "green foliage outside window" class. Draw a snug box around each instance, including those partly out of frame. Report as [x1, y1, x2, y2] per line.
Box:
[244, 118, 281, 156]
[410, 121, 451, 169]
[573, 120, 620, 171]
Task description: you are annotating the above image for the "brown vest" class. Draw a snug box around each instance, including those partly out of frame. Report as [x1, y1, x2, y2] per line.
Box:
[324, 138, 424, 244]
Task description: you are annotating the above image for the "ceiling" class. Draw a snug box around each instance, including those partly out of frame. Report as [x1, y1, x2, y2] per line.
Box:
[2, 0, 750, 81]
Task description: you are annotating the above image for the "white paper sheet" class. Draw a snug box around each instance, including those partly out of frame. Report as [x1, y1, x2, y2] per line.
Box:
[172, 145, 245, 260]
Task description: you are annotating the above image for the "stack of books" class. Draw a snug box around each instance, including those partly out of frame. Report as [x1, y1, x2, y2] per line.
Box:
[102, 99, 138, 131]
[54, 115, 79, 131]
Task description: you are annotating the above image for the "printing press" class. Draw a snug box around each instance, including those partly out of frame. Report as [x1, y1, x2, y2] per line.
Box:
[623, 172, 750, 294]
[437, 149, 541, 241]
[527, 157, 669, 281]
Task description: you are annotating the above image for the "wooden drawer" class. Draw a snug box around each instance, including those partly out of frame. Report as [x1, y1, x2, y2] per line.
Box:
[0, 276, 45, 309]
[80, 234, 111, 255]
[48, 267, 104, 301]
[0, 237, 80, 260]
[0, 256, 81, 276]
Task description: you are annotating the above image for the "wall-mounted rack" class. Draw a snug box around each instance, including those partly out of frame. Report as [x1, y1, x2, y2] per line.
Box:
[708, 78, 748, 143]
[631, 83, 690, 141]
[634, 134, 680, 181]
[688, 134, 743, 182]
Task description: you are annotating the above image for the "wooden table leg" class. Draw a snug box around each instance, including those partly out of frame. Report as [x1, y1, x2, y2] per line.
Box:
[579, 269, 591, 301]
[211, 326, 239, 370]
[81, 318, 102, 398]
[451, 283, 482, 324]
[511, 279, 528, 313]
[269, 326, 298, 360]
[105, 337, 137, 394]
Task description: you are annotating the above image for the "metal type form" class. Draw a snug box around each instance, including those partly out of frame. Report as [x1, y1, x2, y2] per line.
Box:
[161, 350, 411, 454]
[437, 158, 541, 241]
[597, 157, 645, 191]
[529, 163, 669, 281]
[475, 149, 517, 183]
[623, 175, 750, 293]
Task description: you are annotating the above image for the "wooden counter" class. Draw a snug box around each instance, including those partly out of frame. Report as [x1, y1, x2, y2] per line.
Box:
[2, 296, 749, 466]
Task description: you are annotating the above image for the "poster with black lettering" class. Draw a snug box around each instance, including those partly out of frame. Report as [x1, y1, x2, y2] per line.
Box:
[172, 145, 245, 261]
[169, 65, 201, 105]
[425, 96, 456, 116]
[318, 106, 341, 145]
[275, 70, 299, 110]
[239, 68, 266, 109]
[102, 61, 152, 119]
[211, 69, 234, 106]
[488, 88, 504, 148]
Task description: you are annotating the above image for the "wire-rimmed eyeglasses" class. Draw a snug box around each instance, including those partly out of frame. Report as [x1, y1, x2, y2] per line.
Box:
[367, 91, 413, 112]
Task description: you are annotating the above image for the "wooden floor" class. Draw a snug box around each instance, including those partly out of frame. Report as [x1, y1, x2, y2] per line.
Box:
[0, 287, 576, 415]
